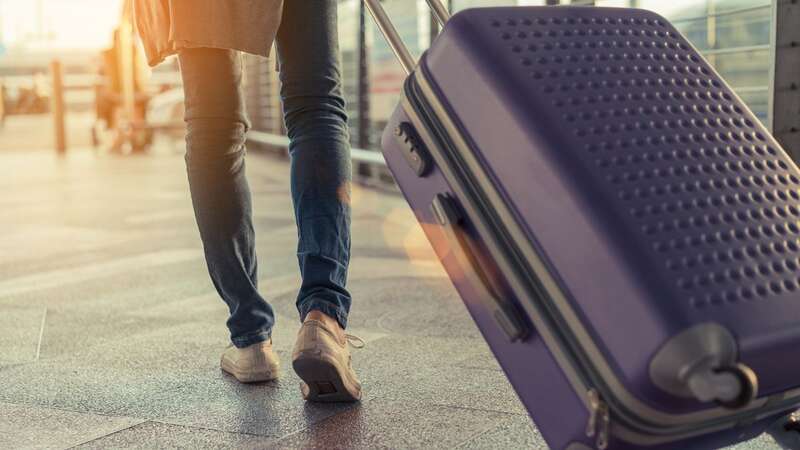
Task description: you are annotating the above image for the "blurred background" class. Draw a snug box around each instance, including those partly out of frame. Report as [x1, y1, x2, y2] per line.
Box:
[1, 3, 797, 448]
[0, 0, 794, 176]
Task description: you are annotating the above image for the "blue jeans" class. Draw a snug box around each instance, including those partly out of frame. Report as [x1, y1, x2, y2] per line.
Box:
[178, 0, 352, 348]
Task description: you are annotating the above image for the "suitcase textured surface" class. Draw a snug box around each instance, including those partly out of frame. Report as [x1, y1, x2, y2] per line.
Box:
[381, 5, 800, 450]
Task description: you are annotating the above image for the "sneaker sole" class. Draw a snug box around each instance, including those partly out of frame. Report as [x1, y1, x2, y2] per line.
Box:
[292, 351, 361, 402]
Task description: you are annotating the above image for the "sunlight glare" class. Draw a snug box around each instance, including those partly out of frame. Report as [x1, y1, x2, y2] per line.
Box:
[1, 0, 124, 50]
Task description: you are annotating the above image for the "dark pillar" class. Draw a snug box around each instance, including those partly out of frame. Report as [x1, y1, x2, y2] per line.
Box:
[357, 0, 371, 151]
[771, 0, 800, 161]
[50, 60, 67, 155]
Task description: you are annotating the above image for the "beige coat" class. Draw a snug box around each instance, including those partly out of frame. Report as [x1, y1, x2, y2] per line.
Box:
[133, 0, 284, 67]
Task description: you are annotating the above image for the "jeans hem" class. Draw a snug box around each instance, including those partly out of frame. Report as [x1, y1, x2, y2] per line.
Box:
[298, 299, 348, 330]
[231, 329, 272, 349]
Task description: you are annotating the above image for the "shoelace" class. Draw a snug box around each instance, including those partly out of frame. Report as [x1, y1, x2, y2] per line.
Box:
[345, 334, 366, 349]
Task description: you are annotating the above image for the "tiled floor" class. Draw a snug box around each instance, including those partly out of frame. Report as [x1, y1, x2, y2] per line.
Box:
[0, 147, 782, 449]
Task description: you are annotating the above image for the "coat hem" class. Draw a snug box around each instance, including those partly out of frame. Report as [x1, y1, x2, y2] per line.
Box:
[146, 39, 272, 67]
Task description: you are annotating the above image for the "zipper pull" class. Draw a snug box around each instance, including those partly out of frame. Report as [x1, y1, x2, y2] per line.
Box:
[586, 389, 600, 438]
[597, 401, 610, 450]
[586, 389, 610, 450]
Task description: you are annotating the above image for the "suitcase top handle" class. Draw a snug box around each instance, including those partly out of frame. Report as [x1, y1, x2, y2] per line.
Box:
[364, 0, 450, 75]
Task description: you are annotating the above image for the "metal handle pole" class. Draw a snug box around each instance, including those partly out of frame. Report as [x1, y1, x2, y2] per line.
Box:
[50, 60, 67, 154]
[364, 0, 416, 75]
[424, 0, 451, 27]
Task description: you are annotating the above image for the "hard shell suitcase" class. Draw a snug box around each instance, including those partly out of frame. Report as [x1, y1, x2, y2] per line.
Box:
[365, 1, 800, 449]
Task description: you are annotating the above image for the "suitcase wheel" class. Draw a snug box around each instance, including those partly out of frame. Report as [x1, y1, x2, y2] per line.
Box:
[713, 363, 759, 410]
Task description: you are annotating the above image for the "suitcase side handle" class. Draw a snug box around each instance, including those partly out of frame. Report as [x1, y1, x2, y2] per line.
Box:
[431, 193, 529, 342]
[363, 0, 451, 75]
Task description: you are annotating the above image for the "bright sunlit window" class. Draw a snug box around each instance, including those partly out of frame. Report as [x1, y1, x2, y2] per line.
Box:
[0, 0, 123, 51]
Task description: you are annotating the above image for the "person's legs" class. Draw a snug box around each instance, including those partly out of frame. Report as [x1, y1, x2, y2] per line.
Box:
[275, 0, 353, 329]
[277, 0, 360, 402]
[178, 48, 275, 349]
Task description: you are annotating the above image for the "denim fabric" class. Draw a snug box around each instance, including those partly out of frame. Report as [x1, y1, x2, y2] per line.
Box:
[178, 0, 352, 349]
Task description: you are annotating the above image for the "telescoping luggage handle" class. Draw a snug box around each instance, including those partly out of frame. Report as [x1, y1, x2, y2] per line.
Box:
[365, 1, 529, 342]
[363, 0, 450, 75]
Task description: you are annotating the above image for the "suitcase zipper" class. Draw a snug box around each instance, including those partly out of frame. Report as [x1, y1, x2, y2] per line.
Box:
[586, 389, 611, 450]
[402, 68, 628, 441]
[403, 69, 625, 442]
[401, 62, 800, 445]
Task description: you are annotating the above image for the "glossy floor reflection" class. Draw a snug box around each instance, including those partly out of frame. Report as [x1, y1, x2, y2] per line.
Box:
[0, 145, 781, 449]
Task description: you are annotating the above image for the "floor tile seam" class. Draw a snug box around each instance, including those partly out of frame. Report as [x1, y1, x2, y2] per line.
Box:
[0, 399, 149, 422]
[146, 419, 279, 440]
[0, 362, 36, 372]
[381, 395, 527, 418]
[451, 413, 529, 449]
[262, 397, 384, 446]
[63, 418, 149, 450]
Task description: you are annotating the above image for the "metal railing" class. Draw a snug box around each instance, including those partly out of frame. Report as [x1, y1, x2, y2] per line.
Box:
[670, 3, 771, 24]
[732, 86, 769, 94]
[668, 2, 773, 121]
[243, 0, 780, 170]
[700, 44, 771, 56]
[247, 130, 387, 166]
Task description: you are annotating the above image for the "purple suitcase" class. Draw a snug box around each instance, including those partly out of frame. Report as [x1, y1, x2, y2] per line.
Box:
[365, 2, 800, 449]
